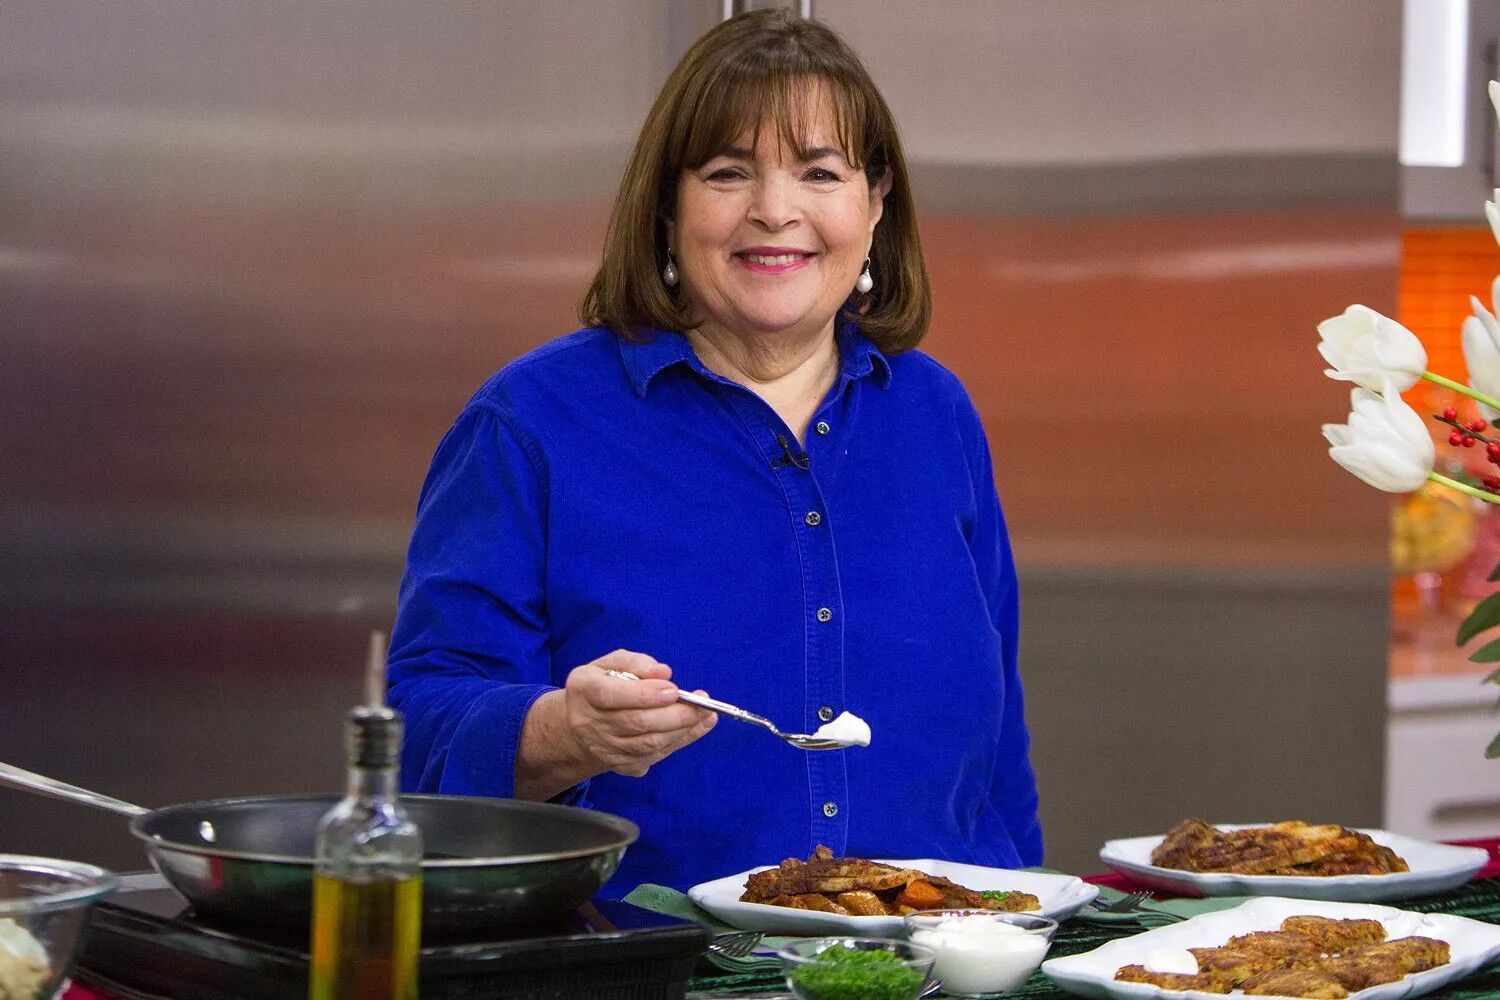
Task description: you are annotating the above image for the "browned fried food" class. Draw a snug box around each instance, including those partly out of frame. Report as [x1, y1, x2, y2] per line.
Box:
[1222, 930, 1326, 959]
[741, 845, 1040, 915]
[1121, 919, 1449, 997]
[1150, 820, 1409, 877]
[1267, 845, 1410, 877]
[1151, 818, 1222, 870]
[833, 890, 888, 916]
[1279, 916, 1386, 951]
[764, 893, 849, 914]
[1193, 825, 1362, 875]
[1374, 844, 1410, 873]
[1324, 936, 1451, 988]
[1114, 964, 1232, 993]
[1322, 956, 1405, 990]
[1344, 941, 1446, 977]
[909, 875, 1040, 912]
[967, 886, 1042, 912]
[1189, 949, 1297, 986]
[1240, 967, 1349, 998]
[742, 845, 924, 898]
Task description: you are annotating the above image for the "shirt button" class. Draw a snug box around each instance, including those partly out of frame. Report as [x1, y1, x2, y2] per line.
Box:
[823, 801, 839, 818]
[816, 607, 833, 623]
[815, 421, 831, 436]
[805, 511, 822, 527]
[818, 705, 835, 722]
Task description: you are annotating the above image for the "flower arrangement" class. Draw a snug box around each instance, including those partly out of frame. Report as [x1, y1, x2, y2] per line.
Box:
[1320, 83, 1500, 757]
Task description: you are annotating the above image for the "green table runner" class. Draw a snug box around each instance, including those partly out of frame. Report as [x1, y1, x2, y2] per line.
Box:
[661, 876, 1500, 998]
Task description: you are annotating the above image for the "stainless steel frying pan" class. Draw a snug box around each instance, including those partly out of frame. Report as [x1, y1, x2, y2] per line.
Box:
[0, 762, 638, 933]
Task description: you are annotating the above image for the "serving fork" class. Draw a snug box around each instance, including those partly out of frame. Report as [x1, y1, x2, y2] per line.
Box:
[703, 929, 779, 976]
[1088, 890, 1185, 923]
[604, 670, 851, 750]
[1088, 890, 1152, 914]
[707, 930, 764, 960]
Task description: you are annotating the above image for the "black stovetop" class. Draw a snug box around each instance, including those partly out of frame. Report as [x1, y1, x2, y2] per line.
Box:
[77, 873, 708, 1000]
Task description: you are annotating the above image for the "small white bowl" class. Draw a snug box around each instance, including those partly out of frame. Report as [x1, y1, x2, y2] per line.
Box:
[903, 909, 1057, 997]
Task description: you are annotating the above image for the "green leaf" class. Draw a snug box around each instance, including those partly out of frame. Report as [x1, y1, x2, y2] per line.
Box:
[1485, 667, 1500, 684]
[1488, 731, 1500, 759]
[1488, 561, 1500, 582]
[1458, 591, 1500, 645]
[1470, 639, 1500, 663]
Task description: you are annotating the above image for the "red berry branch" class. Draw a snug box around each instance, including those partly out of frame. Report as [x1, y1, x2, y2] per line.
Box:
[1436, 406, 1500, 492]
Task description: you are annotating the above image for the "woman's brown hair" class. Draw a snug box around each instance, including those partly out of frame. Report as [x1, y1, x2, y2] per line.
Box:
[579, 9, 930, 353]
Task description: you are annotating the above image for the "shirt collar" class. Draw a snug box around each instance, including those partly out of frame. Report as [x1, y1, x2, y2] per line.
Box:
[834, 315, 893, 389]
[618, 328, 700, 397]
[618, 316, 892, 397]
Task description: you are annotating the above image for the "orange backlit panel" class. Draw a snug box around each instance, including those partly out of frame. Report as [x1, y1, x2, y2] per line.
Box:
[1400, 227, 1500, 386]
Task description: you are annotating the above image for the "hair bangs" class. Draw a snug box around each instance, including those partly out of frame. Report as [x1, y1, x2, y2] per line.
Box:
[676, 65, 873, 176]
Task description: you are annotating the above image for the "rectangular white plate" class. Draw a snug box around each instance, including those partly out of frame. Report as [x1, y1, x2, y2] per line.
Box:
[687, 858, 1098, 935]
[1042, 896, 1500, 1000]
[1099, 825, 1488, 902]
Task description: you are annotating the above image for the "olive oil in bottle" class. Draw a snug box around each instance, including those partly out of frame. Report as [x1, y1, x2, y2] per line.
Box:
[308, 632, 422, 1000]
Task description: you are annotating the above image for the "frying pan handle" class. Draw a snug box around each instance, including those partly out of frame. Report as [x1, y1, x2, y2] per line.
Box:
[0, 761, 150, 817]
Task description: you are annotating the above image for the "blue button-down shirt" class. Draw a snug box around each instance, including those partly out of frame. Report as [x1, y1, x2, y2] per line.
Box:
[390, 322, 1041, 895]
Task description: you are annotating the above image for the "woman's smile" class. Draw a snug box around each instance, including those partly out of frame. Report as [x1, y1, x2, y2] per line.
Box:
[736, 246, 817, 274]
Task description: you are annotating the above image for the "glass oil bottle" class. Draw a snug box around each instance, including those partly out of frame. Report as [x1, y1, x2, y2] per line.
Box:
[308, 632, 422, 1000]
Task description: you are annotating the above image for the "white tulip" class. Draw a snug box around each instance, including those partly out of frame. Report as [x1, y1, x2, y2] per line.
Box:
[1463, 279, 1500, 421]
[1490, 80, 1500, 126]
[1323, 380, 1434, 494]
[1317, 304, 1427, 392]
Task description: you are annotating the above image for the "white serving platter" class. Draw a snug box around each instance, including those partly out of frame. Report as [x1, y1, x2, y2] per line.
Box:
[1099, 825, 1488, 902]
[1041, 896, 1500, 1000]
[687, 858, 1097, 935]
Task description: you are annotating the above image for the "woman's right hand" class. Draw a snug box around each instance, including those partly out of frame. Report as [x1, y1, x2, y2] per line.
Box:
[561, 650, 717, 777]
[515, 649, 718, 800]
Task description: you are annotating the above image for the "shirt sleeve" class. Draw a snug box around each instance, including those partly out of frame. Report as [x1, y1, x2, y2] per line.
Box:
[960, 396, 1044, 866]
[388, 401, 587, 805]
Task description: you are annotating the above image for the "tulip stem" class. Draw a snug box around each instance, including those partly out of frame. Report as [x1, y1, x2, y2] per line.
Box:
[1422, 371, 1500, 412]
[1429, 472, 1500, 505]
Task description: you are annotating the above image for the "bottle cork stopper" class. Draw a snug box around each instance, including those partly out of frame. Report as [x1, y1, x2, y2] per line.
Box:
[365, 631, 388, 709]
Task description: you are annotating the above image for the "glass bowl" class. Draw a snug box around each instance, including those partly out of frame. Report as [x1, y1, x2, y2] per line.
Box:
[902, 909, 1058, 997]
[776, 936, 936, 1000]
[0, 854, 117, 999]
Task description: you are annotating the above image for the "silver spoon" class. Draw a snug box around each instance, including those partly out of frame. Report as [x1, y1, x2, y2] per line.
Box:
[604, 670, 851, 750]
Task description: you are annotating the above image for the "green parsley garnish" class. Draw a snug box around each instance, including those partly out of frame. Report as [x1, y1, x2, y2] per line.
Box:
[981, 890, 1017, 902]
[789, 946, 923, 1000]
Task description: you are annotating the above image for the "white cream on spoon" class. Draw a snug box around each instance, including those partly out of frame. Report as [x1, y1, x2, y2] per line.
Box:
[810, 711, 871, 747]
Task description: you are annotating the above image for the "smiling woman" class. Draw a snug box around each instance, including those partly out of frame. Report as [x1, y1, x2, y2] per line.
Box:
[388, 8, 1042, 896]
[580, 10, 928, 356]
[670, 106, 891, 437]
[670, 114, 889, 394]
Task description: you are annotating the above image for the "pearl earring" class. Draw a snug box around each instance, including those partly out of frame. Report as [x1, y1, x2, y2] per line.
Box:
[855, 256, 873, 294]
[662, 250, 679, 287]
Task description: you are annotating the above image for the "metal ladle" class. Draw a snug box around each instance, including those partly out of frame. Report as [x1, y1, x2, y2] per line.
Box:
[604, 670, 852, 750]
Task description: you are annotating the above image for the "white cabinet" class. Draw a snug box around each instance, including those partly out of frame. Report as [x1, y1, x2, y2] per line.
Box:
[1385, 675, 1500, 840]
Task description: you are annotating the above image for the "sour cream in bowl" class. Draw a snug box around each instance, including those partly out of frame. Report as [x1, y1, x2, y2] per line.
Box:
[903, 910, 1057, 997]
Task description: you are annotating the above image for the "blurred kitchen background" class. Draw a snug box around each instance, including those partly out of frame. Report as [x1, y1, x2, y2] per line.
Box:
[0, 0, 1492, 876]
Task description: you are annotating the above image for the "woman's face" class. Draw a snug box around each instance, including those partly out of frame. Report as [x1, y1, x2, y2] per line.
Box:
[668, 95, 890, 345]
